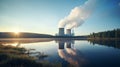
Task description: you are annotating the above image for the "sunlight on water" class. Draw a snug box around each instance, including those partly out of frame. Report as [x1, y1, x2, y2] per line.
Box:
[0, 38, 120, 67]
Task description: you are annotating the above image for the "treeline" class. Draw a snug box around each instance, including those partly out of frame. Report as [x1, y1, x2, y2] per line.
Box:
[0, 32, 53, 38]
[0, 32, 87, 38]
[88, 29, 120, 39]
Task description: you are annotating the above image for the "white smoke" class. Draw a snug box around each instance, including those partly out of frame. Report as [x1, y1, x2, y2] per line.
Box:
[58, 0, 97, 29]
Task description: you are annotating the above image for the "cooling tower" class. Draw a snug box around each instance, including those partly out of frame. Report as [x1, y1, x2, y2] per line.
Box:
[66, 29, 71, 36]
[59, 28, 64, 36]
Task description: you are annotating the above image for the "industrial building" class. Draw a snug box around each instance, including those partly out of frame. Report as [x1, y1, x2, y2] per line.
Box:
[58, 28, 64, 36]
[57, 28, 74, 36]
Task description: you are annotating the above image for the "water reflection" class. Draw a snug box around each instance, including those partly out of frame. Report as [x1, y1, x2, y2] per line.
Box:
[0, 38, 53, 46]
[88, 40, 120, 49]
[0, 38, 52, 61]
[57, 39, 86, 67]
[0, 38, 120, 67]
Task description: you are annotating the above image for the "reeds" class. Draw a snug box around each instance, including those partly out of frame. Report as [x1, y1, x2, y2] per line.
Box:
[0, 44, 61, 67]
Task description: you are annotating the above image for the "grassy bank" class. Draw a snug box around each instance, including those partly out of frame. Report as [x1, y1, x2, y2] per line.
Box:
[0, 44, 61, 67]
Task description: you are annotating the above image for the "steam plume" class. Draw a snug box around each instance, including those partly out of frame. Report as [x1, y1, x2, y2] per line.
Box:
[58, 0, 97, 29]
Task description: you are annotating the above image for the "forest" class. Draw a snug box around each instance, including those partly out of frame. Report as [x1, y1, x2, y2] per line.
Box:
[88, 29, 120, 39]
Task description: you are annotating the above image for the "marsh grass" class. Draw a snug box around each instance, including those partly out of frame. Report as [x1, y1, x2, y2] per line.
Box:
[0, 44, 61, 67]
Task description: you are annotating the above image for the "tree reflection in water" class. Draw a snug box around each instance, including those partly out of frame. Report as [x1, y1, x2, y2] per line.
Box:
[88, 39, 120, 49]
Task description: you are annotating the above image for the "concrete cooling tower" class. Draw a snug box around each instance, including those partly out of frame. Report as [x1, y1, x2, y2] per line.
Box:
[59, 28, 64, 36]
[66, 29, 71, 36]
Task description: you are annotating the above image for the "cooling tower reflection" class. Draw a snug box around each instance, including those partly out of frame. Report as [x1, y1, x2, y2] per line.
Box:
[57, 40, 86, 67]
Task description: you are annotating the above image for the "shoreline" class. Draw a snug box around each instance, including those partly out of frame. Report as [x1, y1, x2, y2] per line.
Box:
[87, 38, 120, 41]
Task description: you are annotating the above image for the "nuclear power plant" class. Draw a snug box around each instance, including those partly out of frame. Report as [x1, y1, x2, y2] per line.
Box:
[66, 29, 71, 36]
[57, 28, 74, 36]
[59, 28, 64, 36]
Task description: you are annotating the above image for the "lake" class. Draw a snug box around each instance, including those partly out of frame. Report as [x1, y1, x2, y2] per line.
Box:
[0, 38, 120, 67]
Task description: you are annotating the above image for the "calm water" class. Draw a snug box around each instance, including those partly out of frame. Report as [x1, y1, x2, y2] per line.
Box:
[0, 38, 120, 67]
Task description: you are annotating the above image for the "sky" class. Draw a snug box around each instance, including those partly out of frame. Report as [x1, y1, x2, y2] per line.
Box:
[0, 0, 120, 35]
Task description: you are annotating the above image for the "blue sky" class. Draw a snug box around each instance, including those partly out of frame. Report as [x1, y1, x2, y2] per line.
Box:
[0, 0, 120, 35]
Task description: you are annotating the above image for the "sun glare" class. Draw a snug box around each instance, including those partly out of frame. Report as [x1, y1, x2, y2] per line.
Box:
[12, 28, 20, 35]
[14, 31, 19, 35]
